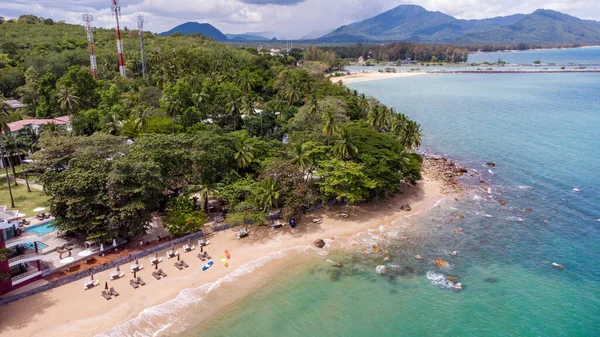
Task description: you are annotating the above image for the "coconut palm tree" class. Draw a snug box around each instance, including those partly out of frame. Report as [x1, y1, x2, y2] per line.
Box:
[367, 105, 387, 131]
[289, 143, 312, 177]
[226, 96, 242, 130]
[57, 86, 80, 123]
[234, 137, 254, 169]
[19, 126, 41, 154]
[0, 136, 15, 207]
[186, 182, 222, 212]
[102, 113, 122, 135]
[322, 108, 338, 146]
[401, 120, 423, 150]
[256, 178, 281, 213]
[332, 127, 358, 160]
[307, 96, 319, 116]
[132, 108, 151, 133]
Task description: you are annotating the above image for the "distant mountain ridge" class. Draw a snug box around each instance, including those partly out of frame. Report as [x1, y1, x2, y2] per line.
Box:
[319, 5, 600, 44]
[159, 22, 228, 41]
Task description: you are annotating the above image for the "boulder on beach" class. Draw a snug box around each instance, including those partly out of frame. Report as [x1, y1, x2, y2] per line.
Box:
[313, 239, 326, 248]
[400, 204, 412, 211]
[376, 265, 388, 275]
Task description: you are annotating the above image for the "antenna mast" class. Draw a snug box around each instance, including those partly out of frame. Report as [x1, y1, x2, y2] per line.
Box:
[82, 13, 98, 79]
[111, 0, 126, 77]
[137, 15, 147, 79]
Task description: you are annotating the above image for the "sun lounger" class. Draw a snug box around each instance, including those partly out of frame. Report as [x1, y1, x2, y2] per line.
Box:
[109, 287, 120, 297]
[129, 279, 139, 289]
[136, 277, 146, 286]
[174, 262, 184, 270]
[110, 272, 119, 280]
[101, 290, 112, 300]
[197, 253, 206, 261]
[152, 271, 161, 280]
[204, 252, 212, 260]
[180, 260, 189, 268]
[158, 269, 167, 277]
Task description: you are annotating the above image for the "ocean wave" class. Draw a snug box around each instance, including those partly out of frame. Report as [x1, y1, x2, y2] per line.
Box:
[426, 271, 455, 289]
[96, 245, 313, 337]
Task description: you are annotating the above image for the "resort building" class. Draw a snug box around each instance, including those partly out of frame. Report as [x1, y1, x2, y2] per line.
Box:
[0, 206, 46, 294]
[6, 115, 71, 135]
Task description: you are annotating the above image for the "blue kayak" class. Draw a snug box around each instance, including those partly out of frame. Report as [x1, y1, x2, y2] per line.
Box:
[202, 261, 214, 271]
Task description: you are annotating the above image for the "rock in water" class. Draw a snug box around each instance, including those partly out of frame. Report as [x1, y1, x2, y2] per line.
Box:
[552, 262, 565, 270]
[313, 239, 326, 248]
[487, 162, 496, 167]
[331, 262, 343, 268]
[414, 254, 423, 260]
[383, 256, 391, 262]
[484, 277, 498, 283]
[433, 258, 449, 268]
[376, 265, 388, 275]
[447, 276, 458, 283]
[499, 200, 506, 205]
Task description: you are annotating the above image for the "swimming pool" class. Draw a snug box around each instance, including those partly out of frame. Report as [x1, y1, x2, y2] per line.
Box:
[22, 241, 49, 250]
[25, 221, 56, 236]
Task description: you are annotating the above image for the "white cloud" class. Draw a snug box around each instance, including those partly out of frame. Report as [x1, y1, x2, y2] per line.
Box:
[0, 0, 599, 39]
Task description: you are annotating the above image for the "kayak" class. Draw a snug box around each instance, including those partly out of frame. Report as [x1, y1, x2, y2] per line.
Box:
[221, 255, 228, 267]
[225, 250, 231, 259]
[202, 261, 213, 271]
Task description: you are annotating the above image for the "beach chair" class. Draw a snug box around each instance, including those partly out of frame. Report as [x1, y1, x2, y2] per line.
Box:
[158, 269, 167, 277]
[180, 260, 189, 268]
[204, 252, 212, 260]
[101, 290, 112, 300]
[152, 271, 161, 280]
[136, 277, 146, 286]
[110, 272, 118, 280]
[109, 287, 120, 297]
[118, 272, 125, 278]
[197, 253, 206, 261]
[129, 279, 139, 289]
[174, 262, 184, 270]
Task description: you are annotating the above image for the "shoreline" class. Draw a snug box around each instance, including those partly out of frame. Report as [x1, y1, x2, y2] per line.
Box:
[0, 163, 457, 337]
[334, 68, 600, 84]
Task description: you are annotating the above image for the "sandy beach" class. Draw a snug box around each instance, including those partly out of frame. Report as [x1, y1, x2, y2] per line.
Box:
[332, 72, 426, 84]
[0, 174, 449, 337]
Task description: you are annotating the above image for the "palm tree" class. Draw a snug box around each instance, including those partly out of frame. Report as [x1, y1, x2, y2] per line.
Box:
[401, 120, 423, 150]
[0, 111, 32, 190]
[186, 182, 222, 212]
[332, 127, 358, 160]
[234, 137, 254, 169]
[307, 96, 319, 116]
[42, 121, 62, 137]
[226, 96, 242, 130]
[0, 136, 15, 207]
[289, 143, 312, 177]
[367, 105, 387, 131]
[132, 108, 151, 133]
[283, 86, 301, 105]
[256, 178, 281, 213]
[322, 108, 338, 146]
[57, 86, 80, 123]
[161, 94, 180, 134]
[102, 113, 122, 135]
[19, 126, 42, 154]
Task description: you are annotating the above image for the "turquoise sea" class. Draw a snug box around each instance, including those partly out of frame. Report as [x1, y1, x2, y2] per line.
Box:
[103, 49, 600, 337]
[468, 46, 600, 64]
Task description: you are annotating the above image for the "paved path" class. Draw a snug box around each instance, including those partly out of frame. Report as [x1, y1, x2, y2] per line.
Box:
[15, 178, 44, 191]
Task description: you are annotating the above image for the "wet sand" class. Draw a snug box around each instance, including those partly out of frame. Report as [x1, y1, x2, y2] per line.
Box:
[0, 175, 450, 337]
[332, 72, 427, 84]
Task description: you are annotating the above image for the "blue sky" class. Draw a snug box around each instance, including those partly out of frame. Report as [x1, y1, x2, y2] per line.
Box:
[1, 0, 599, 38]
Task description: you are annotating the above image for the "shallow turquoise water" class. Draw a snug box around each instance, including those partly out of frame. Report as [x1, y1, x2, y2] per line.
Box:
[187, 72, 600, 337]
[25, 221, 56, 236]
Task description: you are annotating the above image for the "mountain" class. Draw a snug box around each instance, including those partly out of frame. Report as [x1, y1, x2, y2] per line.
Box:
[226, 33, 270, 42]
[461, 9, 600, 44]
[318, 5, 600, 44]
[160, 22, 228, 41]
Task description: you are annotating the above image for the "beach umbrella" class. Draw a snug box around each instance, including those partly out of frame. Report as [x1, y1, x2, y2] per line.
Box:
[100, 243, 104, 251]
[155, 252, 158, 259]
[90, 270, 94, 280]
[187, 238, 191, 246]
[136, 258, 139, 265]
[116, 265, 120, 272]
[171, 243, 174, 251]
[105, 282, 108, 290]
[113, 239, 117, 247]
[133, 270, 137, 279]
[177, 254, 180, 261]
[155, 263, 158, 270]
[33, 207, 46, 213]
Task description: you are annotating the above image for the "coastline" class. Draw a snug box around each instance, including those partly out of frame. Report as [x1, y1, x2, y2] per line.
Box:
[332, 72, 427, 84]
[0, 165, 455, 337]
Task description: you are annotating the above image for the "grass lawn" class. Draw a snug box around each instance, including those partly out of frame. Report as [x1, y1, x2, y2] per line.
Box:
[0, 176, 49, 216]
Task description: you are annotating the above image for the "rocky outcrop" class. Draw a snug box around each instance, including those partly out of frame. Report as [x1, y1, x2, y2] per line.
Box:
[421, 156, 466, 194]
[313, 239, 326, 248]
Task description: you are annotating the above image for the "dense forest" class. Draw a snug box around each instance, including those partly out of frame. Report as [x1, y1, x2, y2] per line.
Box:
[0, 16, 423, 241]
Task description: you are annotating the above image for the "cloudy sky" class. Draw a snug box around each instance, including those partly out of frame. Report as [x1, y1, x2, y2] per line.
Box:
[1, 0, 599, 38]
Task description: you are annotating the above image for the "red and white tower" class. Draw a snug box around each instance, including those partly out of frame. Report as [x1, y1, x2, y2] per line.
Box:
[111, 0, 126, 77]
[82, 13, 98, 79]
